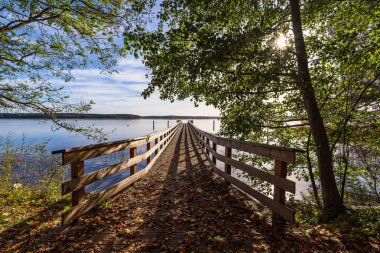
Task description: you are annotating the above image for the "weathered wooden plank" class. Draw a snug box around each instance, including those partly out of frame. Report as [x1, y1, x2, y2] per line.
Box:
[225, 146, 232, 175]
[206, 138, 210, 156]
[212, 142, 217, 164]
[55, 123, 181, 165]
[188, 132, 294, 222]
[147, 142, 151, 164]
[62, 168, 148, 225]
[54, 123, 180, 155]
[61, 124, 181, 225]
[61, 127, 176, 195]
[189, 122, 295, 222]
[130, 147, 137, 175]
[155, 138, 158, 155]
[213, 162, 294, 222]
[62, 139, 145, 165]
[191, 128, 295, 193]
[189, 123, 301, 164]
[71, 161, 85, 207]
[272, 160, 288, 221]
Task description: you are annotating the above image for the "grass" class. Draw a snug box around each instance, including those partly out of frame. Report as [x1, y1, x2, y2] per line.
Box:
[0, 137, 70, 232]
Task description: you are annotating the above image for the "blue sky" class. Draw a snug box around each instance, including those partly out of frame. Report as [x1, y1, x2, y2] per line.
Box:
[60, 2, 219, 116]
[59, 58, 219, 116]
[56, 57, 219, 116]
[2, 1, 219, 117]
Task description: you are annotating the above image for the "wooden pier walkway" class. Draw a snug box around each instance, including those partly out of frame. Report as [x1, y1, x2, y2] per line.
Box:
[47, 124, 282, 252]
[6, 123, 324, 252]
[0, 123, 361, 252]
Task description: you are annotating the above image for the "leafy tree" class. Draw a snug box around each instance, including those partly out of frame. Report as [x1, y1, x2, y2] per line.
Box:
[0, 0, 150, 139]
[125, 0, 380, 216]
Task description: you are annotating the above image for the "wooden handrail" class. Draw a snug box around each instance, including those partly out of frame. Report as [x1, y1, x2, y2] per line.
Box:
[190, 123, 303, 163]
[188, 122, 303, 223]
[53, 122, 182, 225]
[52, 123, 181, 165]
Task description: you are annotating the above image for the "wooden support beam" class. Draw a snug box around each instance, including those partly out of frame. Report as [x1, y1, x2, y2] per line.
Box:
[147, 142, 151, 164]
[212, 142, 217, 164]
[130, 147, 137, 175]
[155, 138, 158, 155]
[67, 161, 85, 224]
[272, 160, 288, 223]
[71, 161, 85, 207]
[225, 147, 232, 175]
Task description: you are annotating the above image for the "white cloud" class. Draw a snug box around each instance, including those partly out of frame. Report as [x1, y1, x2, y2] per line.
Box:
[50, 57, 220, 116]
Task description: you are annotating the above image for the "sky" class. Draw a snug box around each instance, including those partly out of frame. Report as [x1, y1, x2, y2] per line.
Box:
[59, 1, 219, 117]
[8, 1, 220, 117]
[56, 57, 219, 117]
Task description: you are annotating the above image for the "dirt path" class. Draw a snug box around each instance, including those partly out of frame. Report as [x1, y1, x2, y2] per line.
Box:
[9, 124, 344, 252]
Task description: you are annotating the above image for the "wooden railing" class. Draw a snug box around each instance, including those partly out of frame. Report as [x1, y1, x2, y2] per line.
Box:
[188, 122, 303, 223]
[52, 122, 182, 225]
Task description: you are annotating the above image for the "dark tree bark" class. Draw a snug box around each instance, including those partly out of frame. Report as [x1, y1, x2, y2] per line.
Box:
[306, 130, 322, 208]
[289, 0, 344, 216]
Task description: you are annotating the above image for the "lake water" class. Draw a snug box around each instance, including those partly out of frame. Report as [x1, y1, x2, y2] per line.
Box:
[0, 119, 220, 151]
[0, 118, 309, 197]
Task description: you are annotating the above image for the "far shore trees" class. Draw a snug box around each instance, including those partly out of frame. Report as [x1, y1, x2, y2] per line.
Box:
[125, 0, 380, 217]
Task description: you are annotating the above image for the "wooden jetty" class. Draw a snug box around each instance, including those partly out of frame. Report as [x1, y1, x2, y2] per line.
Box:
[49, 122, 303, 251]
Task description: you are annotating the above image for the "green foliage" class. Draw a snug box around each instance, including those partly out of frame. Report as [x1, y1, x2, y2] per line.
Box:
[293, 200, 380, 243]
[0, 0, 153, 140]
[0, 137, 65, 211]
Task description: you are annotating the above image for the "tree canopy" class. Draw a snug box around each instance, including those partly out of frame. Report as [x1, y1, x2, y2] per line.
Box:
[125, 0, 380, 214]
[0, 0, 151, 139]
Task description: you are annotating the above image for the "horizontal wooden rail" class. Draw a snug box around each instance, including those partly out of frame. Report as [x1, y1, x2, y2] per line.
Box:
[188, 122, 303, 223]
[190, 124, 303, 164]
[61, 131, 175, 195]
[53, 122, 182, 225]
[200, 137, 295, 194]
[53, 124, 180, 165]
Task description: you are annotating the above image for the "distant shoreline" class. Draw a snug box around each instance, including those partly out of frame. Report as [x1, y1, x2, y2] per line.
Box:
[0, 113, 220, 120]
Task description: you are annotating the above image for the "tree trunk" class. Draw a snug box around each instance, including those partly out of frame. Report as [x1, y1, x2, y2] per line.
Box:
[306, 130, 322, 208]
[289, 0, 344, 216]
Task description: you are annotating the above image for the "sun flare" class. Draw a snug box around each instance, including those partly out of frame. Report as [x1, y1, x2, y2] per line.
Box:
[276, 34, 288, 49]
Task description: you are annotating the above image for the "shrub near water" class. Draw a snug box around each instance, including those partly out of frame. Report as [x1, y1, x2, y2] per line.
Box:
[0, 137, 68, 229]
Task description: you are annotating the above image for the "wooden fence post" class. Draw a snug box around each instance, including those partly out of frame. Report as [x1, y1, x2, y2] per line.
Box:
[155, 138, 158, 155]
[147, 142, 151, 164]
[69, 160, 84, 223]
[272, 160, 288, 223]
[212, 142, 217, 164]
[225, 147, 232, 175]
[130, 147, 137, 175]
[206, 138, 210, 155]
[71, 161, 85, 207]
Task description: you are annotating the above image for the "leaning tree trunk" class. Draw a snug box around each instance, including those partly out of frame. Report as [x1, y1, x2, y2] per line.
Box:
[289, 0, 344, 216]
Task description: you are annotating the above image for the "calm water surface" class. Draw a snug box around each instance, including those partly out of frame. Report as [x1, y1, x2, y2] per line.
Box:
[0, 118, 309, 197]
[0, 119, 220, 151]
[0, 119, 221, 192]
